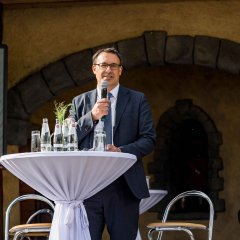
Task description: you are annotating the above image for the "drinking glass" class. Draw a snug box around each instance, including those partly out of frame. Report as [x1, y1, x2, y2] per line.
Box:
[93, 130, 106, 151]
[31, 130, 41, 152]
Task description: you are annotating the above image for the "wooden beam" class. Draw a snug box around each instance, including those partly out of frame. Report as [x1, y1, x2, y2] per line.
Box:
[0, 0, 166, 8]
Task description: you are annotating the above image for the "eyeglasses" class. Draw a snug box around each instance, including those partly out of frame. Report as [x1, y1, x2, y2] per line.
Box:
[94, 63, 122, 70]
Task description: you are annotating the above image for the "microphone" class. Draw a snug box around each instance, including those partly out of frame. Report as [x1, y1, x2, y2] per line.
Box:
[101, 80, 108, 121]
[101, 80, 108, 99]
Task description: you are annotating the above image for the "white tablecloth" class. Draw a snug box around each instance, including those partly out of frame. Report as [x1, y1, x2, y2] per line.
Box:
[140, 189, 167, 214]
[1, 151, 137, 240]
[136, 189, 168, 240]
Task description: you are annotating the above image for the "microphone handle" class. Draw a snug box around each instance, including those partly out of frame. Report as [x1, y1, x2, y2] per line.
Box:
[101, 87, 107, 121]
[101, 88, 107, 99]
[101, 115, 106, 121]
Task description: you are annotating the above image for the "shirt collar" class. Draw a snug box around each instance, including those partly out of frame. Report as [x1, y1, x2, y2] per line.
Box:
[110, 84, 119, 99]
[97, 84, 119, 99]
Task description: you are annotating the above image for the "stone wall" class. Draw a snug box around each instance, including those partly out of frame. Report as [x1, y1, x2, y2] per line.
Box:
[6, 32, 240, 145]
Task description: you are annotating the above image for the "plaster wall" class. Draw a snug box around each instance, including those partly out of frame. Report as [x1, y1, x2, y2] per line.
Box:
[3, 1, 240, 88]
[2, 1, 240, 239]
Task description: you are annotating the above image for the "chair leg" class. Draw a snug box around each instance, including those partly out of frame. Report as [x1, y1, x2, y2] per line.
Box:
[148, 228, 195, 240]
[148, 229, 164, 240]
[13, 231, 25, 240]
[148, 229, 155, 240]
[157, 230, 163, 240]
[182, 229, 195, 240]
[156, 229, 194, 240]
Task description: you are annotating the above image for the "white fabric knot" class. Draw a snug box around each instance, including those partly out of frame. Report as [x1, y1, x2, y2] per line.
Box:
[55, 200, 89, 229]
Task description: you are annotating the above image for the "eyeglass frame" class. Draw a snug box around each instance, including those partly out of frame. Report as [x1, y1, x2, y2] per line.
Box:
[93, 63, 122, 70]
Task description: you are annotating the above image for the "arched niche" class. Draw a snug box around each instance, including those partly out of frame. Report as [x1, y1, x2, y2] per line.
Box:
[148, 99, 224, 219]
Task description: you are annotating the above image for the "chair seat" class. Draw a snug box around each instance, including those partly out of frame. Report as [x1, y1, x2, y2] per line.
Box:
[9, 223, 51, 236]
[147, 222, 207, 230]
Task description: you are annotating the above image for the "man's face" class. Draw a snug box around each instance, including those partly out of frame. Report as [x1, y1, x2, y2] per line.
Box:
[92, 52, 123, 91]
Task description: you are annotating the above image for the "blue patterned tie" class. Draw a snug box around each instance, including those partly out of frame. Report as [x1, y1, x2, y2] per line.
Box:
[105, 92, 112, 144]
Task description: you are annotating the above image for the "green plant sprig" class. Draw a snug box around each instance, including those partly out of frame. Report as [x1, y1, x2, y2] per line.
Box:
[53, 101, 72, 125]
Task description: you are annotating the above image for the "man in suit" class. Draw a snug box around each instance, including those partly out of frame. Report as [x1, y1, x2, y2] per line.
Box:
[69, 47, 156, 240]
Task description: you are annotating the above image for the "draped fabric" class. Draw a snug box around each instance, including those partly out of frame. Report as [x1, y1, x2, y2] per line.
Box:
[1, 151, 136, 240]
[139, 189, 168, 215]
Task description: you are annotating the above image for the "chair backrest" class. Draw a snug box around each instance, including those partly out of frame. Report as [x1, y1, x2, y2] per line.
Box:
[26, 208, 54, 224]
[5, 194, 55, 240]
[162, 190, 214, 240]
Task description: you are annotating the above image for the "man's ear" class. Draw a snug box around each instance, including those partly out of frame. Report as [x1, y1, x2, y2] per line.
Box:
[119, 66, 123, 76]
[92, 65, 96, 74]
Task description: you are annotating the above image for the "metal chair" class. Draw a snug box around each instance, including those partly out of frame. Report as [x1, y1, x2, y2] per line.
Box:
[147, 190, 214, 240]
[5, 194, 55, 240]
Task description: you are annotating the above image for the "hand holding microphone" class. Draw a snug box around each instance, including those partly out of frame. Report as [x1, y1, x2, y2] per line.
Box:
[91, 80, 110, 121]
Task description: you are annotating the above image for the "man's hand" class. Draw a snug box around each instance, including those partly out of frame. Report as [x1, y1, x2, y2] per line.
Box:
[91, 98, 110, 121]
[106, 144, 121, 152]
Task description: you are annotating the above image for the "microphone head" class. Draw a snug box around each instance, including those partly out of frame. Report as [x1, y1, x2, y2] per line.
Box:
[101, 80, 108, 89]
[101, 80, 108, 99]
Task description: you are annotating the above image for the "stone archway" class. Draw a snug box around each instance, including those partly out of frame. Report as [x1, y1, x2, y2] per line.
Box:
[7, 30, 240, 145]
[148, 99, 225, 219]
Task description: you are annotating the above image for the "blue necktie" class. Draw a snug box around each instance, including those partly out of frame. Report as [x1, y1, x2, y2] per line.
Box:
[105, 93, 112, 144]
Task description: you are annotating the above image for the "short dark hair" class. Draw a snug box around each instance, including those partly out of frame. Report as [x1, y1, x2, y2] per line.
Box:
[92, 47, 122, 64]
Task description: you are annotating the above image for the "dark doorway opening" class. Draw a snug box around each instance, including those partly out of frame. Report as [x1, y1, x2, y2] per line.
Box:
[170, 119, 209, 213]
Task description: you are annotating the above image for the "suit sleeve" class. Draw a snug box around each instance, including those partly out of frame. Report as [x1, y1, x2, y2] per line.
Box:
[68, 96, 96, 143]
[119, 94, 156, 159]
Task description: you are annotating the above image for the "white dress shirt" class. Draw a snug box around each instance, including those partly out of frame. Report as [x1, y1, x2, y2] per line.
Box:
[95, 84, 119, 144]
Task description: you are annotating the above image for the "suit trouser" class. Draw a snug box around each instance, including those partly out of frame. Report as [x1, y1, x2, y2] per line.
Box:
[84, 176, 140, 240]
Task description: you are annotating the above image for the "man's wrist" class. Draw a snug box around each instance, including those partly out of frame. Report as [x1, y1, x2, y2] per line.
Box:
[117, 147, 121, 152]
[91, 111, 97, 122]
[118, 147, 123, 152]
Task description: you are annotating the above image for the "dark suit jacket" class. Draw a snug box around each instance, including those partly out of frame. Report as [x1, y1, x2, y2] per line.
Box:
[69, 85, 156, 199]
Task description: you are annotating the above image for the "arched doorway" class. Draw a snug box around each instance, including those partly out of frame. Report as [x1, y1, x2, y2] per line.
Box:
[148, 99, 225, 219]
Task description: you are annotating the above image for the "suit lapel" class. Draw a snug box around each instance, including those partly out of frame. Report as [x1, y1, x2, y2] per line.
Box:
[114, 86, 130, 134]
[85, 89, 97, 148]
[86, 89, 97, 112]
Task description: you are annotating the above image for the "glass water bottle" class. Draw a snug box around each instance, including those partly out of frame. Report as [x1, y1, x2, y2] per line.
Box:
[68, 121, 78, 151]
[62, 119, 69, 151]
[53, 119, 63, 151]
[40, 118, 51, 152]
